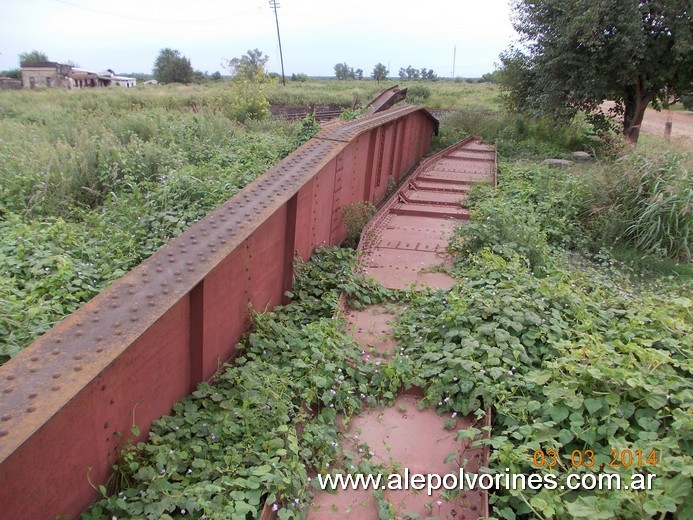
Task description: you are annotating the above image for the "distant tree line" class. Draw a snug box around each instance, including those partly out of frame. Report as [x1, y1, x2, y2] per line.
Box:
[333, 62, 438, 82]
[398, 66, 437, 81]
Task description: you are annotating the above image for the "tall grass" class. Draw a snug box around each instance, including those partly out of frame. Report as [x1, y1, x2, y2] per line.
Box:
[264, 78, 501, 110]
[435, 108, 593, 159]
[586, 152, 691, 261]
[0, 86, 300, 359]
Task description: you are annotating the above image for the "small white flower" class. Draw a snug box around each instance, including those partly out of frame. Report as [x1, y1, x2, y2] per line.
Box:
[272, 504, 279, 512]
[451, 412, 457, 418]
[436, 500, 443, 506]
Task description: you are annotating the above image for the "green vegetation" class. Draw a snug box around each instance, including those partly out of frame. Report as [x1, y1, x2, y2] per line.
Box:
[223, 49, 269, 81]
[18, 49, 49, 65]
[499, 0, 693, 144]
[265, 78, 501, 111]
[83, 247, 397, 519]
[371, 63, 389, 85]
[84, 156, 691, 518]
[1, 77, 690, 518]
[0, 86, 302, 361]
[398, 66, 437, 80]
[340, 201, 377, 249]
[153, 48, 194, 84]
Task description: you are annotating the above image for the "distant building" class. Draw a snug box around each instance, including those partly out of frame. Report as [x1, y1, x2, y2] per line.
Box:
[21, 61, 72, 89]
[20, 62, 136, 89]
[0, 77, 22, 90]
[96, 69, 136, 87]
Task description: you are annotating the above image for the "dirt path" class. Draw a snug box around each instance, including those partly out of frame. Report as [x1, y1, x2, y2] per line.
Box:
[602, 102, 693, 147]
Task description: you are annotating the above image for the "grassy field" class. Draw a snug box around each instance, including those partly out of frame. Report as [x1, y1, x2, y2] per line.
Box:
[1, 78, 690, 519]
[0, 79, 502, 360]
[266, 78, 502, 110]
[0, 84, 303, 359]
[1, 79, 690, 360]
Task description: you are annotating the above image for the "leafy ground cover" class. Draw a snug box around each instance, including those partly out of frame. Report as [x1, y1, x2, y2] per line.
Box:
[0, 87, 317, 361]
[83, 247, 400, 519]
[2, 79, 690, 518]
[0, 80, 499, 361]
[84, 153, 690, 518]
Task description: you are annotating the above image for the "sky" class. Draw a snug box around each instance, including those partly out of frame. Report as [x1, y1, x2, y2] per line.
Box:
[1, 0, 517, 78]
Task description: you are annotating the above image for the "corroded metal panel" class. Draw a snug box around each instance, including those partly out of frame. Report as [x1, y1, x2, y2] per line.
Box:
[310, 160, 337, 250]
[355, 135, 496, 518]
[0, 106, 437, 519]
[0, 297, 192, 518]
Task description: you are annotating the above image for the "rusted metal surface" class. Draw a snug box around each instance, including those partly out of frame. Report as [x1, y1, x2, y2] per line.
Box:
[269, 104, 343, 122]
[360, 135, 497, 290]
[324, 135, 496, 519]
[0, 106, 438, 519]
[364, 85, 408, 116]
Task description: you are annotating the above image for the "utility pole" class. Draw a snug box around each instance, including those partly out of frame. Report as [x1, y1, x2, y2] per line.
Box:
[452, 45, 456, 79]
[269, 0, 286, 86]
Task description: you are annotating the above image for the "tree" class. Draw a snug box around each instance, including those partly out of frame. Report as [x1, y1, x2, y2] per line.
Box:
[334, 63, 355, 80]
[398, 66, 420, 80]
[224, 49, 268, 81]
[420, 68, 437, 80]
[480, 70, 502, 84]
[1, 68, 21, 79]
[500, 0, 692, 144]
[355, 68, 364, 80]
[371, 63, 389, 84]
[19, 50, 49, 65]
[153, 48, 193, 84]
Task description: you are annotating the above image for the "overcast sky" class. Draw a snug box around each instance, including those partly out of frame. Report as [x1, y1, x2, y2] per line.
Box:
[1, 0, 517, 77]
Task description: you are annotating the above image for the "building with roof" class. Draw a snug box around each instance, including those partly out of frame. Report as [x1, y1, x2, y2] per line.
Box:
[21, 62, 72, 89]
[20, 62, 136, 89]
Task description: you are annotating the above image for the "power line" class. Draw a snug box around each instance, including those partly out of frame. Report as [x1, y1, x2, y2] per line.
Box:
[269, 0, 286, 86]
[52, 0, 260, 25]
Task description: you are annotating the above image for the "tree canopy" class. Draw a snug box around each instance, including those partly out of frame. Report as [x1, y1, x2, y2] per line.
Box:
[224, 49, 269, 81]
[19, 50, 49, 65]
[500, 0, 692, 144]
[153, 48, 193, 84]
[371, 63, 389, 84]
[334, 62, 356, 80]
[398, 66, 437, 81]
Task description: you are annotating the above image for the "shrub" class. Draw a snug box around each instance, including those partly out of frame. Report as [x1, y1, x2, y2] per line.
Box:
[340, 201, 376, 248]
[585, 152, 691, 261]
[406, 84, 431, 104]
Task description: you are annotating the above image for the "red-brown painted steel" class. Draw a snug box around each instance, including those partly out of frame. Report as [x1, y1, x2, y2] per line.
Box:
[0, 106, 438, 519]
[359, 135, 496, 289]
[364, 85, 408, 116]
[356, 136, 497, 518]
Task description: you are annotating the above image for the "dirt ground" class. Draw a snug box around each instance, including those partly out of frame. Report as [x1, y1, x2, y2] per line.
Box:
[603, 102, 693, 148]
[641, 107, 693, 146]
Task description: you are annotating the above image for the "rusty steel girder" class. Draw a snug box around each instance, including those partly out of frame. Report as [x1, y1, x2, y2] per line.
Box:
[0, 106, 438, 519]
